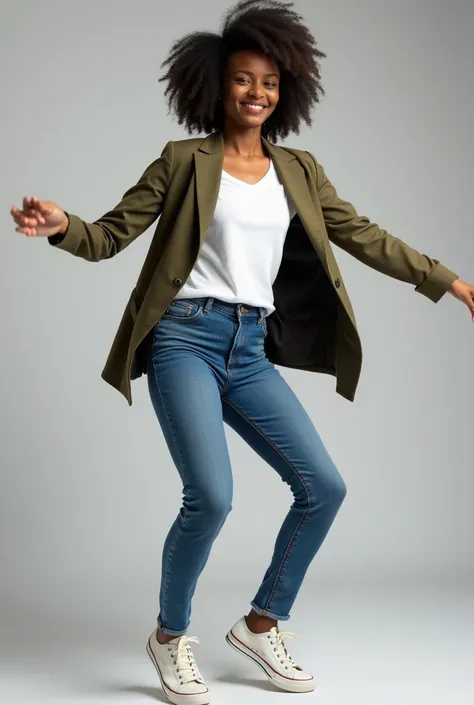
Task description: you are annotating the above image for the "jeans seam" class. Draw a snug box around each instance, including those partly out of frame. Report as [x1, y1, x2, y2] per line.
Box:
[222, 396, 312, 614]
[151, 330, 188, 618]
[265, 511, 309, 610]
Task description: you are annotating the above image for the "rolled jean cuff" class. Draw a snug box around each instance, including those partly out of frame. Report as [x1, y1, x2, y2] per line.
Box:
[250, 601, 290, 622]
[157, 614, 189, 636]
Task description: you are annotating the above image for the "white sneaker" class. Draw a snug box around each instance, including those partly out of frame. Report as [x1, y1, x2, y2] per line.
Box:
[146, 627, 210, 705]
[225, 616, 315, 693]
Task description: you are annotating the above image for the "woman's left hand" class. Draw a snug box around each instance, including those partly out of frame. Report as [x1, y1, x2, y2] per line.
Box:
[448, 278, 474, 322]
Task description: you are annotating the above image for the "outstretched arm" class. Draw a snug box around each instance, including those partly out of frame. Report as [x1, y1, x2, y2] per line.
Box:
[50, 140, 174, 261]
[307, 151, 460, 304]
[12, 141, 174, 262]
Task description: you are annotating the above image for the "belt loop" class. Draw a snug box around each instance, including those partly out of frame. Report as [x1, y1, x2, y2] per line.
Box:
[203, 297, 214, 314]
[258, 306, 265, 324]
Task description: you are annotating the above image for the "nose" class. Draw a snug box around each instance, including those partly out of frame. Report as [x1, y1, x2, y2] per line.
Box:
[248, 84, 265, 99]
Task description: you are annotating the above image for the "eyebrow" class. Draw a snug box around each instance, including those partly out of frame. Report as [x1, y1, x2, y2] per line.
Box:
[234, 70, 280, 79]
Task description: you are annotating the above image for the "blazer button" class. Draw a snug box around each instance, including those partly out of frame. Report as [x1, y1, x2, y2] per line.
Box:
[334, 277, 341, 288]
[173, 277, 183, 287]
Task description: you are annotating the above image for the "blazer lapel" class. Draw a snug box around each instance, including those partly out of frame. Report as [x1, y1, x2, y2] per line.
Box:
[194, 132, 224, 251]
[262, 137, 329, 272]
[193, 131, 328, 271]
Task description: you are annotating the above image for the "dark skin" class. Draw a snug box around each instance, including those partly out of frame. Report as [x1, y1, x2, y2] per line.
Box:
[221, 49, 280, 185]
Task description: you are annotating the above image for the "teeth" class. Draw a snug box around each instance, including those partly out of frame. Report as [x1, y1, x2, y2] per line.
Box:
[242, 104, 264, 111]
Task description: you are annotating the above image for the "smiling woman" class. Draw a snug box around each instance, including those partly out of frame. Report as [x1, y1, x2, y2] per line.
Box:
[221, 50, 282, 183]
[224, 54, 279, 121]
[10, 0, 472, 703]
[158, 0, 326, 141]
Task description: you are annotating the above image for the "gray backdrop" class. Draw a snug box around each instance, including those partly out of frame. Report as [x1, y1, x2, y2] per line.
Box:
[2, 1, 473, 703]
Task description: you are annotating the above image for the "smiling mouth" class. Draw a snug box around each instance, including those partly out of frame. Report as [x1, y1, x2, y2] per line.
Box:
[240, 103, 268, 113]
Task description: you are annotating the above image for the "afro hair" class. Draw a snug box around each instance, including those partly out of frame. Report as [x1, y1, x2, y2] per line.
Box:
[158, 0, 326, 142]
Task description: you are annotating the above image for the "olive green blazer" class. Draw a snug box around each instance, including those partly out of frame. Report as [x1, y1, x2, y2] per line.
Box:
[49, 130, 458, 404]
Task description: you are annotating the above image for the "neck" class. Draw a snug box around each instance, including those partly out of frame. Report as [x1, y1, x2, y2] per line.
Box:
[222, 123, 265, 158]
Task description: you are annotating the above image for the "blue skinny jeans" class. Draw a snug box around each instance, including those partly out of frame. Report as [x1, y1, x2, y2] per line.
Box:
[146, 296, 347, 635]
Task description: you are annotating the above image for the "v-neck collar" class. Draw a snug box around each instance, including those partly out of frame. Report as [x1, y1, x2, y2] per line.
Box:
[193, 130, 330, 278]
[221, 160, 273, 188]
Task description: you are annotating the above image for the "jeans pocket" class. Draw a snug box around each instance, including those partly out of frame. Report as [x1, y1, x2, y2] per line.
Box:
[162, 298, 204, 323]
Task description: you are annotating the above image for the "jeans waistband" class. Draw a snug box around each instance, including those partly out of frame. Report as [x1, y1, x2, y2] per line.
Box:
[178, 296, 266, 323]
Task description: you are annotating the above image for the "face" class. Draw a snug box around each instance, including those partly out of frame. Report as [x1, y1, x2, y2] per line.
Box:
[221, 50, 280, 130]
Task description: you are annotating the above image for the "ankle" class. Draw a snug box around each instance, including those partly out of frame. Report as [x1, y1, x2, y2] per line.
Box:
[156, 627, 179, 645]
[245, 610, 278, 634]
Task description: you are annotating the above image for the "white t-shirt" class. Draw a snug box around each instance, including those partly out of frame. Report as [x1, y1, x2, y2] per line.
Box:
[176, 159, 297, 318]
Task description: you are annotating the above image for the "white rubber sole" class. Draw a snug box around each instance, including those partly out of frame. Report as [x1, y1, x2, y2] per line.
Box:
[146, 637, 210, 705]
[225, 629, 315, 694]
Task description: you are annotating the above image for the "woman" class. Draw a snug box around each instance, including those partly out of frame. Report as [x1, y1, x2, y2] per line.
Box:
[10, 1, 473, 704]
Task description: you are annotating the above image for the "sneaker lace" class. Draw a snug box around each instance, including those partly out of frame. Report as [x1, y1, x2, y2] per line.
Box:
[169, 635, 203, 684]
[268, 628, 301, 670]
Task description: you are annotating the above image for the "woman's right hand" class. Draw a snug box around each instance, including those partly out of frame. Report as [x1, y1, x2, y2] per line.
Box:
[11, 197, 68, 237]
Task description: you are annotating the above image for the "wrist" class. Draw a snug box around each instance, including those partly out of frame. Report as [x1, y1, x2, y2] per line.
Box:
[58, 215, 69, 235]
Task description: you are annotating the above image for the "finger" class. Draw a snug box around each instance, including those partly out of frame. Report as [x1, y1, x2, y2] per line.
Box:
[12, 206, 25, 221]
[28, 207, 45, 224]
[17, 212, 39, 229]
[11, 205, 26, 219]
[23, 196, 39, 217]
[16, 226, 37, 236]
[18, 213, 36, 227]
[33, 198, 53, 216]
[22, 201, 34, 218]
[31, 199, 49, 222]
[30, 196, 43, 212]
[12, 211, 26, 225]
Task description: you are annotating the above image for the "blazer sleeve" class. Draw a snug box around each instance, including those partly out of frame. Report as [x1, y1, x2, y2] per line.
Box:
[47, 140, 174, 262]
[306, 151, 459, 303]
